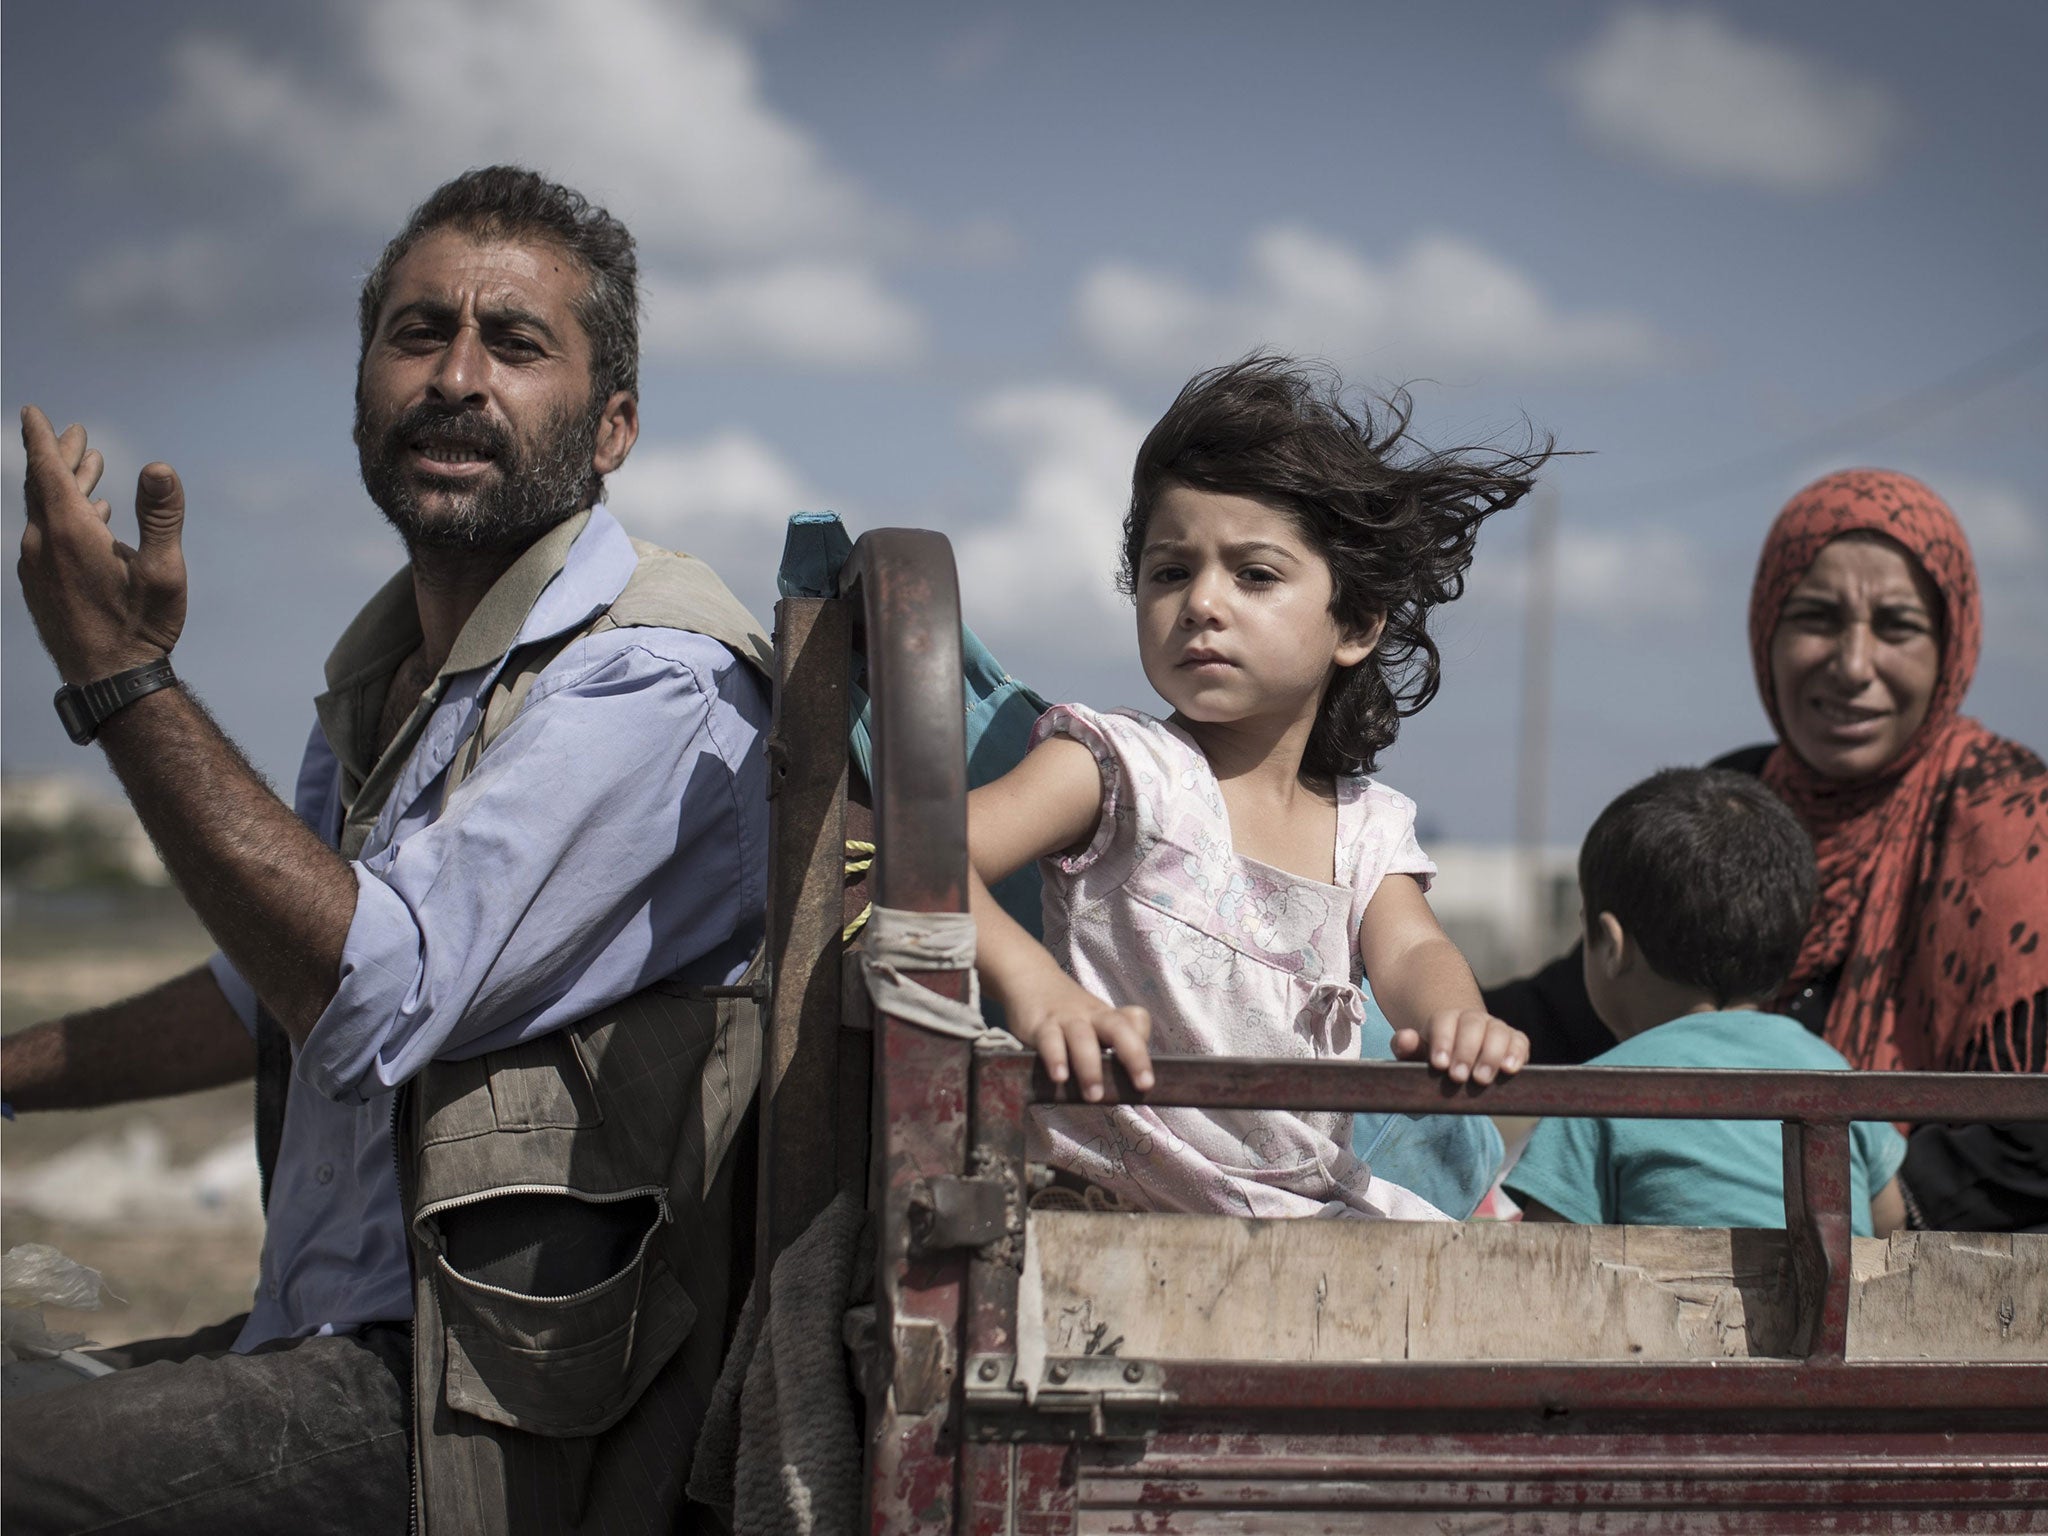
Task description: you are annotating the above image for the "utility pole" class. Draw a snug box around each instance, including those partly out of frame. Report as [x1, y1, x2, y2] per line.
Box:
[1513, 486, 1558, 970]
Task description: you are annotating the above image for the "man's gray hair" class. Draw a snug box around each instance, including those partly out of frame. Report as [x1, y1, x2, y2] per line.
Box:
[356, 166, 640, 404]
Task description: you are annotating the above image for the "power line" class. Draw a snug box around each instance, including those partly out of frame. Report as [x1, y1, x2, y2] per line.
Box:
[1595, 323, 2048, 514]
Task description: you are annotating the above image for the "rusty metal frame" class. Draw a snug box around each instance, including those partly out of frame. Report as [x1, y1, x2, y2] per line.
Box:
[838, 530, 977, 1533]
[948, 1042, 2048, 1531]
[1068, 1426, 2048, 1526]
[983, 1059, 2048, 1120]
[758, 593, 854, 1279]
[779, 527, 2048, 1533]
[759, 528, 980, 1530]
[966, 1054, 2048, 1417]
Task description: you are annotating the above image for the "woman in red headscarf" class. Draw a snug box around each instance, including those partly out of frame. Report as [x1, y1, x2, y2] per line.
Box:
[1489, 469, 2048, 1231]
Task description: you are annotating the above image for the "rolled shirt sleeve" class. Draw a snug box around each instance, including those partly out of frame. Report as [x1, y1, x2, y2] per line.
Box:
[297, 627, 767, 1104]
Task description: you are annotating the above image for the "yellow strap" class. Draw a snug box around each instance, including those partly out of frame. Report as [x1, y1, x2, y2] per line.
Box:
[843, 840, 875, 943]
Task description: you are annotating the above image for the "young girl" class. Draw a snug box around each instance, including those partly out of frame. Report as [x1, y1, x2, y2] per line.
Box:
[967, 356, 1547, 1220]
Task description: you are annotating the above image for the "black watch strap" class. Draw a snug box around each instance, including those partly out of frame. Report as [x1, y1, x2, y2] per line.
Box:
[53, 658, 179, 745]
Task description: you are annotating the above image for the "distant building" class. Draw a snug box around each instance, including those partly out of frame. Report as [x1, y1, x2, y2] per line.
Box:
[1, 773, 168, 889]
[1425, 842, 1581, 987]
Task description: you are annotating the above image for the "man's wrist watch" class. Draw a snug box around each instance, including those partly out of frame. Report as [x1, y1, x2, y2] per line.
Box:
[53, 658, 179, 745]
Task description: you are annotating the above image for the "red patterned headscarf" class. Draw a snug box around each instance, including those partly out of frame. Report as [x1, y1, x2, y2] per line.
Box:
[1748, 469, 2048, 1073]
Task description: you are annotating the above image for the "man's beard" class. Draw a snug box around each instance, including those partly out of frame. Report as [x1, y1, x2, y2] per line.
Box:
[355, 396, 601, 556]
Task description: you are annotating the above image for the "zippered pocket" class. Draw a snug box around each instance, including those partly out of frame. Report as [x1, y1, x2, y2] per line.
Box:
[418, 1183, 695, 1437]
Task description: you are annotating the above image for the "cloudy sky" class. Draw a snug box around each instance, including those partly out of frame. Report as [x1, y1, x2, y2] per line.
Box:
[5, 0, 2044, 844]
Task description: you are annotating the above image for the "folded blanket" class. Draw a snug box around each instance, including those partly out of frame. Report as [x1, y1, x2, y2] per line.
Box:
[689, 1192, 869, 1535]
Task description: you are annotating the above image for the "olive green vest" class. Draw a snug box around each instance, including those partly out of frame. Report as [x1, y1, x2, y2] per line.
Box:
[286, 512, 772, 1533]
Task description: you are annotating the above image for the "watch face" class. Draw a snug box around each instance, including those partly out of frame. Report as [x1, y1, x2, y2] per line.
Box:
[53, 684, 98, 745]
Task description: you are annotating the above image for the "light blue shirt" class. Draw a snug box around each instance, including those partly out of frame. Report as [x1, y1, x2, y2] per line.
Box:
[209, 507, 769, 1350]
[1501, 1010, 1908, 1235]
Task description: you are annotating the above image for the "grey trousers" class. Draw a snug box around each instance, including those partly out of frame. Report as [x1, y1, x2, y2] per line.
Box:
[0, 1314, 410, 1536]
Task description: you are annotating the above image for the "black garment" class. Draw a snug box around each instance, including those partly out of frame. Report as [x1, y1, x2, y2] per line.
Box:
[1482, 943, 1607, 1066]
[1, 1316, 410, 1536]
[1481, 743, 2048, 1234]
[1902, 999, 2048, 1232]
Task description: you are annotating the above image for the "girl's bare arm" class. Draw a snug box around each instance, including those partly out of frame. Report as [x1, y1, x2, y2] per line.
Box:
[967, 736, 1104, 883]
[1359, 874, 1528, 1085]
[1871, 1174, 1907, 1238]
[967, 738, 1153, 1099]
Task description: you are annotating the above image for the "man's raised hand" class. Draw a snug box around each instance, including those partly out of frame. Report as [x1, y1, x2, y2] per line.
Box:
[17, 406, 188, 684]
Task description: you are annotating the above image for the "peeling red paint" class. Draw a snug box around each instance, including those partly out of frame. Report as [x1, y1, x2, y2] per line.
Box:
[799, 531, 2048, 1534]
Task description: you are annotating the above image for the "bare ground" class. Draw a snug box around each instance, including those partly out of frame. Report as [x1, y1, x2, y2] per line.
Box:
[2, 891, 261, 1348]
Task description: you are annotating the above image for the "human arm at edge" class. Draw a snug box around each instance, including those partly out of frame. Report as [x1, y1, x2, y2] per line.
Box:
[1870, 1174, 1907, 1238]
[15, 411, 355, 1046]
[0, 963, 255, 1112]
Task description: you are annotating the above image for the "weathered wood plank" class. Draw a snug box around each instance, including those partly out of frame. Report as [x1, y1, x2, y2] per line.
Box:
[1025, 1213, 2048, 1363]
[1851, 1230, 2048, 1360]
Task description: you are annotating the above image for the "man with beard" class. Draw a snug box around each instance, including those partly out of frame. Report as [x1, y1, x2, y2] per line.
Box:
[4, 167, 771, 1533]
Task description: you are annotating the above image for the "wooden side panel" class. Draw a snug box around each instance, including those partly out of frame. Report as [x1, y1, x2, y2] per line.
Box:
[1852, 1230, 2048, 1361]
[760, 595, 852, 1277]
[1026, 1214, 2048, 1363]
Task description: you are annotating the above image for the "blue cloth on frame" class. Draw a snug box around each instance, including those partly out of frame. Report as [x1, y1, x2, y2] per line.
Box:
[1351, 988, 1505, 1219]
[777, 512, 1049, 938]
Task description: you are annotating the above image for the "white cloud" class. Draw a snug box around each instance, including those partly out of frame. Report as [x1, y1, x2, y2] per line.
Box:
[1555, 526, 1707, 620]
[952, 386, 1148, 656]
[129, 0, 931, 370]
[70, 230, 268, 328]
[642, 263, 925, 369]
[1075, 227, 1665, 381]
[608, 430, 820, 535]
[1471, 522, 1708, 625]
[162, 0, 887, 261]
[1941, 477, 2045, 564]
[1556, 7, 1904, 193]
[936, 16, 1012, 84]
[603, 429, 823, 618]
[1923, 474, 2048, 667]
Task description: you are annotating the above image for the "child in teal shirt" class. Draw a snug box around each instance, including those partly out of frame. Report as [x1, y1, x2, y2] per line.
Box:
[1504, 769, 1906, 1236]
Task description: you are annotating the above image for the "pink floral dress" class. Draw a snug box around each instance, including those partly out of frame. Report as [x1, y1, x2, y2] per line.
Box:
[1029, 704, 1449, 1220]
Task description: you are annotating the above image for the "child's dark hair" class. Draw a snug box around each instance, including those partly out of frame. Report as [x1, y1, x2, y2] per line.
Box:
[1579, 768, 1817, 1006]
[1120, 353, 1550, 777]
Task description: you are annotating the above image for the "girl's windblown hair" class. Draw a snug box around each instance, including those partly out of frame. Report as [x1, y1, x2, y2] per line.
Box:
[1120, 354, 1552, 777]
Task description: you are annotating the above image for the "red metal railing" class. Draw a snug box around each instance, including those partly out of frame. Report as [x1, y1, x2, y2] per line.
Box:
[793, 529, 2048, 1533]
[980, 1055, 2045, 1383]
